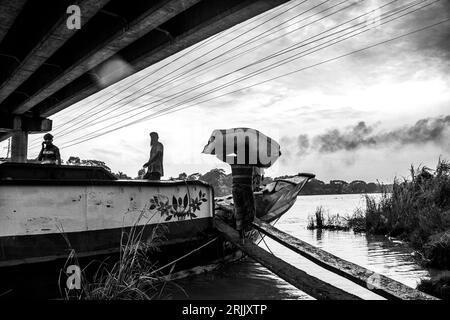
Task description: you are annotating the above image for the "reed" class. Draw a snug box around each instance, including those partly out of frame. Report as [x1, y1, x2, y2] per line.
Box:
[315, 206, 324, 229]
[361, 158, 450, 268]
[307, 206, 323, 229]
[307, 206, 349, 231]
[344, 208, 366, 232]
[59, 210, 180, 300]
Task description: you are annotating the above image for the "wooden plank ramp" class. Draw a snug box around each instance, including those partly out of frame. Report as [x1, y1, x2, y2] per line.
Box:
[251, 218, 438, 300]
[214, 218, 361, 300]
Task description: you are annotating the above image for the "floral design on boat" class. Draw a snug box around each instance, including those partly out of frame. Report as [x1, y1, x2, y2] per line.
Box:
[148, 190, 208, 221]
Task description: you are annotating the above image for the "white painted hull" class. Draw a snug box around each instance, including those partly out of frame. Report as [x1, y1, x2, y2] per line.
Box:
[0, 181, 214, 237]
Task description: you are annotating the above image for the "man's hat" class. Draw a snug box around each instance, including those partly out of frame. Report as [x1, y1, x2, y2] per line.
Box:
[43, 133, 53, 140]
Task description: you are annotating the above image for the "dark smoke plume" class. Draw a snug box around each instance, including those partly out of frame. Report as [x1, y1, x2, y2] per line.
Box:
[284, 115, 450, 156]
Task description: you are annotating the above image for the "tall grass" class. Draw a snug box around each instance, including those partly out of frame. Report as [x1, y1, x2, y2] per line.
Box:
[59, 211, 179, 300]
[363, 159, 450, 268]
[85, 224, 168, 300]
[345, 208, 366, 232]
[307, 206, 349, 231]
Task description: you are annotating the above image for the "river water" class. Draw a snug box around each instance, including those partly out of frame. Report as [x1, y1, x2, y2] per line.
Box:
[165, 193, 435, 300]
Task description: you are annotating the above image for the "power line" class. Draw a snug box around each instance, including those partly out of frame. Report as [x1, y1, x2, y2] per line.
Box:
[32, 33, 226, 136]
[28, 33, 227, 148]
[31, 0, 355, 146]
[56, 0, 433, 143]
[160, 0, 437, 108]
[148, 17, 450, 123]
[57, 0, 429, 139]
[32, 0, 434, 150]
[79, 0, 405, 130]
[38, 0, 311, 138]
[57, 15, 449, 150]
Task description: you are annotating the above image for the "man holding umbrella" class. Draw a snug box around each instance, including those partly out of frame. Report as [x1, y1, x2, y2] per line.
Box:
[202, 128, 281, 237]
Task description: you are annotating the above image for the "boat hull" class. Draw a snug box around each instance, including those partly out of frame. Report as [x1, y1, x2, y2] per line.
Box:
[0, 174, 224, 298]
[0, 228, 229, 299]
[0, 163, 313, 298]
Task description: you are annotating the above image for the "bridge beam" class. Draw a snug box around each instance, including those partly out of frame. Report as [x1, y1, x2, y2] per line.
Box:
[0, 0, 27, 44]
[0, 114, 52, 133]
[0, 0, 110, 106]
[0, 132, 12, 142]
[36, 0, 290, 118]
[9, 0, 203, 115]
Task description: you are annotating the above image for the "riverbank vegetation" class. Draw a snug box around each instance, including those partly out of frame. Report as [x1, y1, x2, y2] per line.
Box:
[307, 206, 367, 232]
[307, 159, 450, 299]
[310, 159, 450, 267]
[363, 159, 450, 269]
[307, 206, 349, 231]
[60, 215, 183, 300]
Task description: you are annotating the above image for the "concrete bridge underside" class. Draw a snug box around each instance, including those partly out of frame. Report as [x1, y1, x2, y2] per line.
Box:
[0, 0, 289, 161]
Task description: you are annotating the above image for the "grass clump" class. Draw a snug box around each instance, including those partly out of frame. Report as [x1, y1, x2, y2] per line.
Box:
[345, 208, 367, 232]
[59, 212, 182, 300]
[307, 206, 349, 231]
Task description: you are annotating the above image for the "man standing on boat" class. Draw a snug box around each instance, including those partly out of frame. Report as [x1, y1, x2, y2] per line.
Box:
[143, 132, 164, 180]
[37, 133, 61, 165]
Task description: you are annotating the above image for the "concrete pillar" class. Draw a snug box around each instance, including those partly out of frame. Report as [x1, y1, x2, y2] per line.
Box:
[11, 116, 28, 163]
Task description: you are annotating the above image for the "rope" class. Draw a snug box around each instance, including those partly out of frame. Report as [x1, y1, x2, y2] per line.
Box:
[149, 236, 219, 275]
[258, 230, 275, 256]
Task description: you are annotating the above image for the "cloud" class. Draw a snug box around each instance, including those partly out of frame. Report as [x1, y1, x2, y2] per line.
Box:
[394, 1, 450, 61]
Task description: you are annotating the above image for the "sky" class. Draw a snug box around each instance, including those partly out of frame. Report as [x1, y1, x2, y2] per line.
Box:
[2, 0, 449, 183]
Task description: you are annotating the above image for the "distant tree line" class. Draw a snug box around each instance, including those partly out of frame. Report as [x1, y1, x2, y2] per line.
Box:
[66, 156, 133, 180]
[63, 157, 389, 195]
[299, 178, 391, 195]
[174, 168, 232, 197]
[181, 169, 389, 196]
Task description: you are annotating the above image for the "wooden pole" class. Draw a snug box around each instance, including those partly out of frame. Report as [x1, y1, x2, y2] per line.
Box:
[252, 218, 438, 300]
[214, 218, 361, 300]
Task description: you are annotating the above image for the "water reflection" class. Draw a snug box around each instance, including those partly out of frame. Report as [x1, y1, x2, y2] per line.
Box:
[315, 229, 323, 242]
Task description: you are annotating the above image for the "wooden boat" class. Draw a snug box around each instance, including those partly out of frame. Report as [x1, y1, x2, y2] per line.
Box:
[0, 162, 313, 298]
[215, 173, 315, 223]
